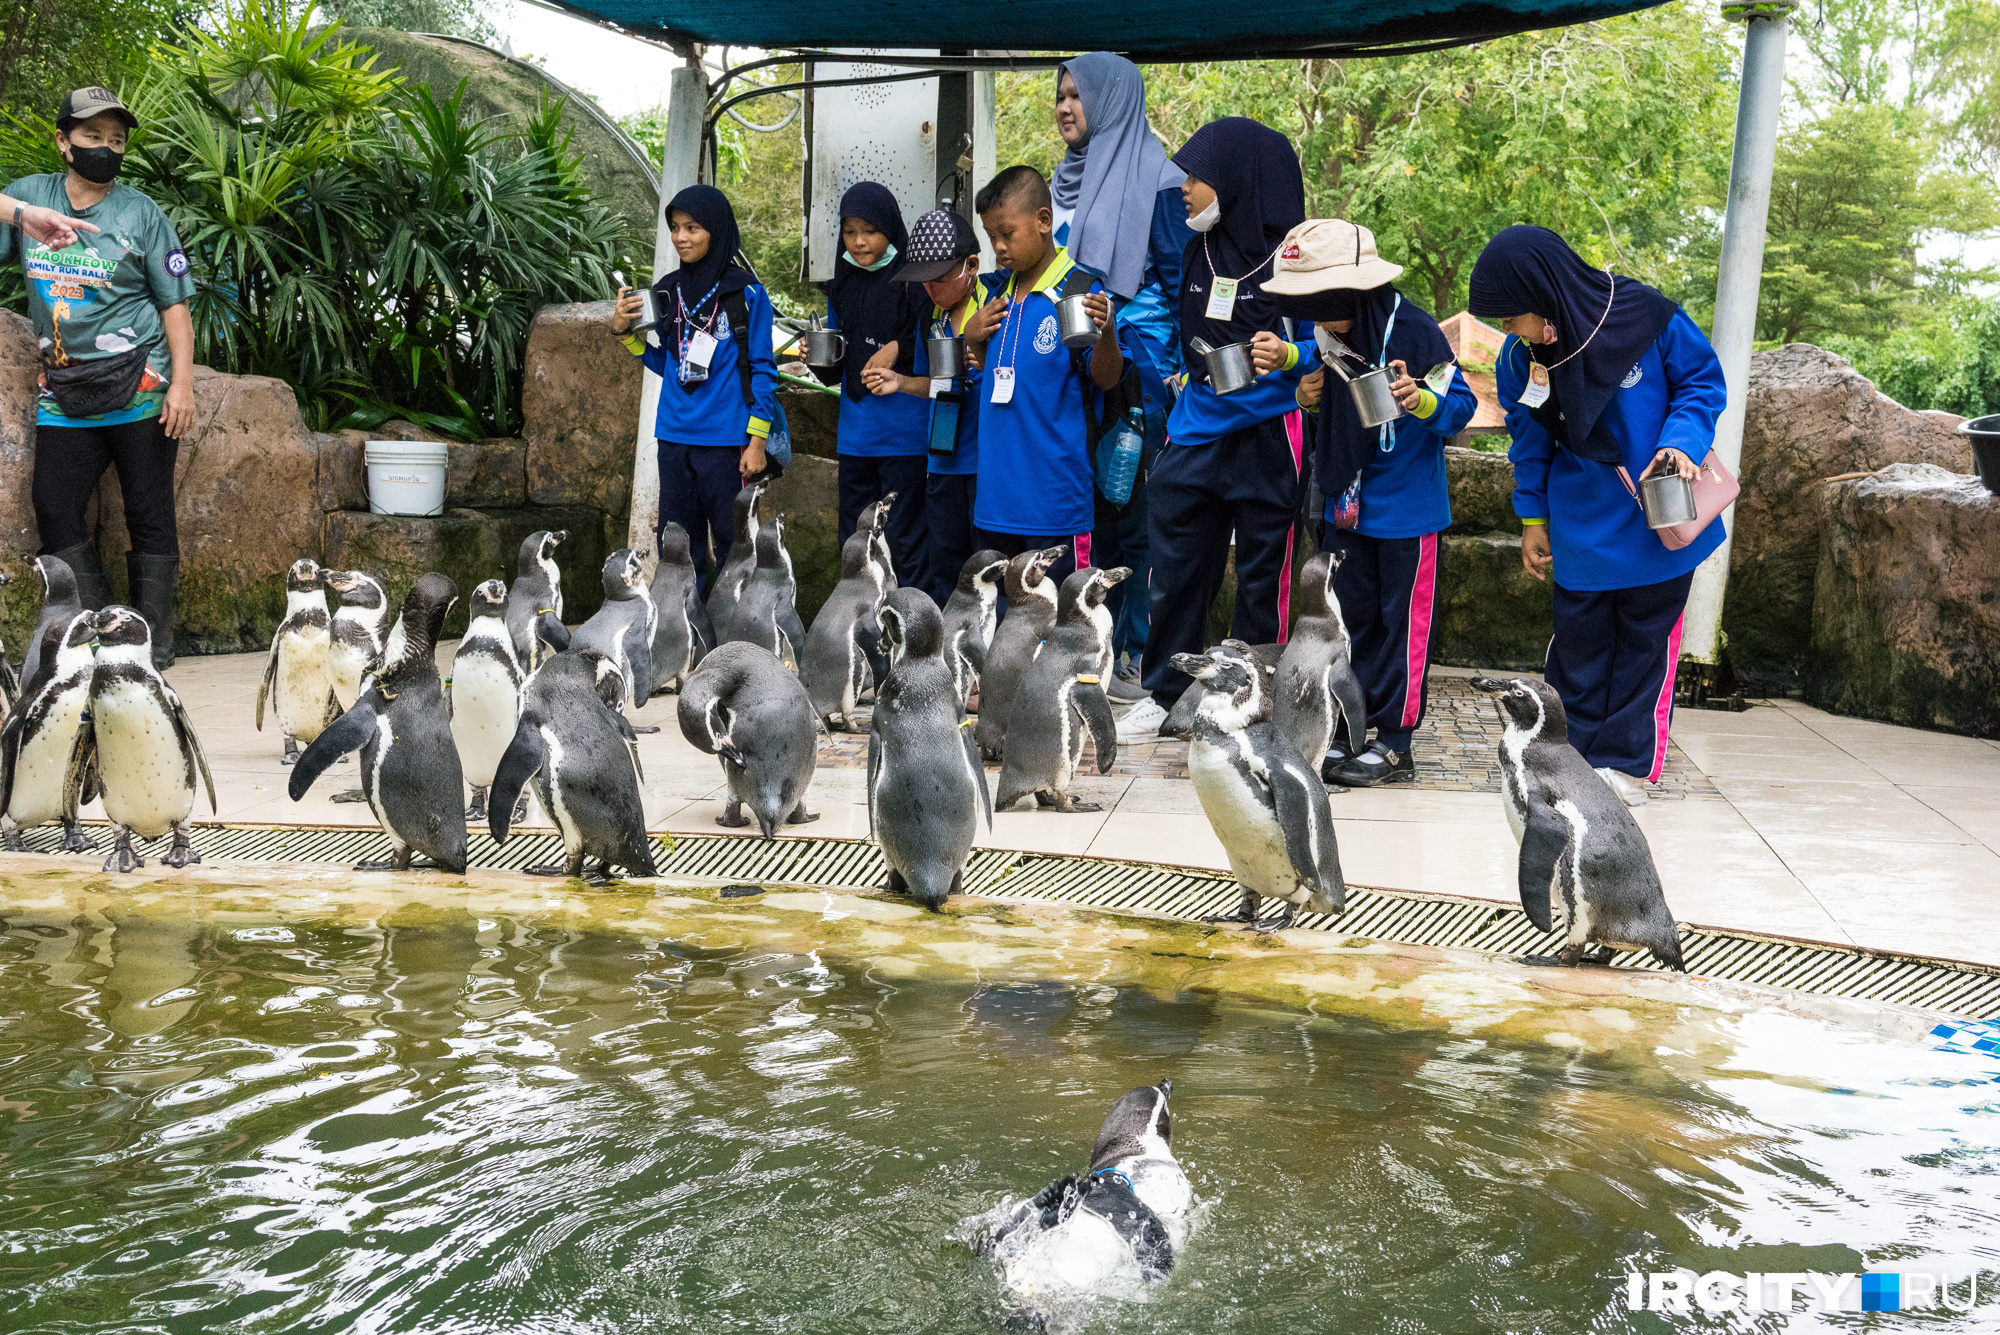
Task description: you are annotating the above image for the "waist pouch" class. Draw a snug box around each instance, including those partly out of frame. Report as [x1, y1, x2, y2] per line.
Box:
[42, 345, 151, 419]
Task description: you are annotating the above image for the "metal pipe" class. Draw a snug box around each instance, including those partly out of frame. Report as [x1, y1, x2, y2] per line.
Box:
[1681, 0, 1794, 666]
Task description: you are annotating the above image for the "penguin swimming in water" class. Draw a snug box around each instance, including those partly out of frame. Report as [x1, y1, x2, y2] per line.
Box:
[503, 530, 568, 670]
[489, 648, 657, 881]
[646, 522, 710, 696]
[18, 554, 81, 690]
[571, 549, 656, 717]
[967, 1080, 1191, 1326]
[940, 549, 1006, 707]
[450, 579, 527, 824]
[324, 569, 389, 712]
[1272, 552, 1367, 787]
[1161, 640, 1280, 740]
[1176, 648, 1346, 932]
[676, 641, 820, 837]
[800, 531, 888, 733]
[974, 546, 1065, 763]
[995, 567, 1128, 813]
[256, 558, 339, 765]
[704, 480, 765, 631]
[868, 588, 992, 909]
[1, 612, 98, 853]
[718, 514, 807, 665]
[1471, 676, 1686, 970]
[65, 606, 217, 872]
[290, 574, 468, 874]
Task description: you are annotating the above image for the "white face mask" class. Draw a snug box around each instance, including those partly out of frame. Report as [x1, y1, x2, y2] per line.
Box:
[1187, 198, 1221, 233]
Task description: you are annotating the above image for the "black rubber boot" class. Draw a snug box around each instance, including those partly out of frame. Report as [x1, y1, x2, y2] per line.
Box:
[127, 552, 181, 669]
[50, 542, 112, 611]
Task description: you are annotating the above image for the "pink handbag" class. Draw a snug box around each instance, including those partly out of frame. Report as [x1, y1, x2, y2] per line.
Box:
[1617, 453, 1740, 551]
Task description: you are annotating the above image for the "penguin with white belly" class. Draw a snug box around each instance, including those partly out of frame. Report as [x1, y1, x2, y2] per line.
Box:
[718, 515, 807, 665]
[704, 481, 765, 630]
[256, 558, 339, 764]
[995, 567, 1128, 814]
[940, 549, 1006, 707]
[1175, 648, 1346, 932]
[1, 612, 99, 853]
[571, 549, 656, 718]
[800, 531, 887, 733]
[503, 530, 568, 670]
[488, 648, 657, 882]
[646, 522, 709, 696]
[974, 546, 1065, 763]
[676, 641, 819, 837]
[1272, 552, 1368, 785]
[19, 555, 81, 689]
[1471, 676, 1686, 970]
[324, 569, 389, 712]
[65, 606, 216, 872]
[450, 579, 527, 823]
[290, 574, 468, 874]
[868, 588, 991, 909]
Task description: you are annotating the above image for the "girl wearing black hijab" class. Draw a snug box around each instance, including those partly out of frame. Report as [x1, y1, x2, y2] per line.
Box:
[1124, 118, 1312, 743]
[611, 184, 779, 592]
[821, 180, 931, 584]
[1467, 224, 1728, 806]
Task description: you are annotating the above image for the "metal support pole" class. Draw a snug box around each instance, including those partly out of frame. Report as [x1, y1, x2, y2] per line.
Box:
[970, 63, 998, 270]
[1680, 0, 1794, 665]
[628, 54, 707, 553]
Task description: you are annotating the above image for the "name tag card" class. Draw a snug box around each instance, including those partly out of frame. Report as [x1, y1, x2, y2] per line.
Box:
[1205, 277, 1238, 322]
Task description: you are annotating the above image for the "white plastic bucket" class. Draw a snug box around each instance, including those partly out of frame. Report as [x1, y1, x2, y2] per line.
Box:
[365, 440, 448, 516]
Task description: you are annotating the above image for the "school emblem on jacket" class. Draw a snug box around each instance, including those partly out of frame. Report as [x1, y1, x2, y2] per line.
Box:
[165, 247, 189, 277]
[1033, 315, 1059, 355]
[1621, 365, 1643, 388]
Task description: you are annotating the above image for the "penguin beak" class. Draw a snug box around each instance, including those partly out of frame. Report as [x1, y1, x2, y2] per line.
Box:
[89, 607, 120, 633]
[1470, 676, 1509, 695]
[1100, 566, 1131, 586]
[1169, 652, 1211, 679]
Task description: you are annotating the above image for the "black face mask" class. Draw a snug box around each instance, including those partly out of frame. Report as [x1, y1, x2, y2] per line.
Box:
[66, 144, 124, 185]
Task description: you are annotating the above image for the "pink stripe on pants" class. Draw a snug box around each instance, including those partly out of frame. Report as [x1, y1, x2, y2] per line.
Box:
[1400, 532, 1439, 728]
[1648, 613, 1685, 783]
[1275, 411, 1305, 644]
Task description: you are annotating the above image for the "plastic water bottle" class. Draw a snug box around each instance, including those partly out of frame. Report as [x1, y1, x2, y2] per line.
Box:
[1098, 409, 1144, 505]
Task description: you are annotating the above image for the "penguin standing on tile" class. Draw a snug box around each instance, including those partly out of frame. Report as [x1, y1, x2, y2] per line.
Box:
[450, 579, 527, 824]
[571, 549, 656, 717]
[705, 481, 765, 631]
[65, 606, 216, 872]
[868, 588, 991, 909]
[290, 574, 468, 874]
[801, 531, 888, 733]
[1272, 552, 1368, 784]
[940, 549, 1006, 707]
[718, 515, 806, 666]
[676, 641, 819, 838]
[1472, 676, 1685, 969]
[1, 612, 98, 853]
[974, 546, 1064, 763]
[489, 649, 657, 881]
[324, 569, 389, 712]
[503, 530, 569, 669]
[995, 567, 1128, 814]
[256, 558, 340, 765]
[647, 521, 710, 696]
[19, 555, 81, 688]
[1176, 648, 1346, 933]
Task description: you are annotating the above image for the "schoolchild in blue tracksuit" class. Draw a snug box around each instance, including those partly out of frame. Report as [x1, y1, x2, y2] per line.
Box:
[962, 165, 1125, 586]
[612, 184, 778, 593]
[1126, 117, 1312, 742]
[819, 181, 932, 588]
[869, 207, 1000, 607]
[1470, 225, 1728, 806]
[1050, 51, 1196, 695]
[1265, 220, 1478, 787]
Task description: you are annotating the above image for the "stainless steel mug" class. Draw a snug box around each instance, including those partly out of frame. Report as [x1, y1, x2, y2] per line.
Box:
[1202, 341, 1257, 396]
[801, 327, 847, 367]
[927, 335, 967, 381]
[633, 287, 662, 334]
[1348, 366, 1404, 428]
[1638, 472, 1698, 528]
[1055, 292, 1099, 349]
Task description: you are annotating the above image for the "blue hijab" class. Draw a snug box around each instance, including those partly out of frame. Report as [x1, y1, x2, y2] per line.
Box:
[653, 185, 753, 395]
[825, 181, 924, 401]
[1170, 118, 1305, 378]
[1050, 53, 1184, 300]
[1467, 225, 1678, 464]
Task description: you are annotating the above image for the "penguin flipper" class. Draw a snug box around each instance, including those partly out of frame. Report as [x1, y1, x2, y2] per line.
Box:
[535, 611, 571, 654]
[1517, 808, 1566, 935]
[61, 721, 98, 823]
[607, 708, 646, 783]
[1271, 750, 1345, 915]
[1075, 681, 1118, 774]
[255, 639, 278, 732]
[167, 686, 218, 816]
[865, 726, 880, 838]
[0, 715, 20, 816]
[1331, 662, 1368, 755]
[962, 723, 993, 831]
[780, 604, 808, 668]
[489, 720, 544, 843]
[290, 694, 378, 801]
[687, 585, 715, 655]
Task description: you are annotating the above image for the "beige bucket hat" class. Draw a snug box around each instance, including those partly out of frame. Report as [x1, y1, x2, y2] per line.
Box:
[1263, 219, 1404, 294]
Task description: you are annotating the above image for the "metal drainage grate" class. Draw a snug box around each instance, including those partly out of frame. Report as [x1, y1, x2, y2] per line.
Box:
[9, 823, 1999, 1019]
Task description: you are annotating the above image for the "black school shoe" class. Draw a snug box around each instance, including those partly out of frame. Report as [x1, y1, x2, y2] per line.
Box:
[1327, 741, 1415, 788]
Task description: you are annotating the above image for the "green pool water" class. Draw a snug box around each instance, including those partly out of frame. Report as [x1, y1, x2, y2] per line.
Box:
[0, 871, 1995, 1332]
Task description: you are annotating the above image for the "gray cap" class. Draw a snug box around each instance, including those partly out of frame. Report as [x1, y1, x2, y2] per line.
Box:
[57, 87, 137, 131]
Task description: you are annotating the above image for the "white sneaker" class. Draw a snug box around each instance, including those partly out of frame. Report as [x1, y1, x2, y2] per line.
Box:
[1595, 766, 1649, 808]
[1115, 697, 1169, 742]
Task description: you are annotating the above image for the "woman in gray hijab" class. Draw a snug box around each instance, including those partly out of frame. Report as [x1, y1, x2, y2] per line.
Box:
[1051, 52, 1193, 709]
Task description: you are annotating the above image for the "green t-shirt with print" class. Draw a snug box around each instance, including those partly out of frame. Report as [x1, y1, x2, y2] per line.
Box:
[0, 173, 196, 426]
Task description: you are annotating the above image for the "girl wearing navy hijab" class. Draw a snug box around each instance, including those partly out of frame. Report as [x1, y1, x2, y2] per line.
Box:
[821, 180, 931, 586]
[611, 184, 778, 593]
[1124, 117, 1312, 743]
[1468, 224, 1728, 806]
[1265, 220, 1479, 787]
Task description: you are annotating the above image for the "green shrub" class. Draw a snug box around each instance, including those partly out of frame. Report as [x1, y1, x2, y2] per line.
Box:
[1823, 296, 2000, 418]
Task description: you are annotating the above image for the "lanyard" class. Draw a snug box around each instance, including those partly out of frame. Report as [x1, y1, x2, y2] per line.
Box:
[995, 284, 1032, 381]
[677, 279, 721, 356]
[1377, 292, 1403, 454]
[1531, 272, 1615, 372]
[1202, 230, 1287, 285]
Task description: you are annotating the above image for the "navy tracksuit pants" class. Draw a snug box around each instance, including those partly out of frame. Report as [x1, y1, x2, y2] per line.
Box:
[1141, 413, 1305, 707]
[657, 438, 745, 595]
[1545, 571, 1692, 781]
[1324, 528, 1441, 755]
[922, 472, 977, 607]
[839, 455, 930, 592]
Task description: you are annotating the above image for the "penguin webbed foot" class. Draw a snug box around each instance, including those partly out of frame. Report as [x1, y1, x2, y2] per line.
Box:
[4, 827, 29, 853]
[630, 724, 661, 734]
[1051, 792, 1101, 813]
[101, 829, 144, 874]
[715, 800, 752, 829]
[1251, 904, 1299, 935]
[163, 825, 200, 868]
[330, 789, 369, 804]
[1201, 890, 1261, 927]
[784, 806, 819, 825]
[1583, 946, 1620, 967]
[1521, 945, 1593, 968]
[282, 736, 299, 765]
